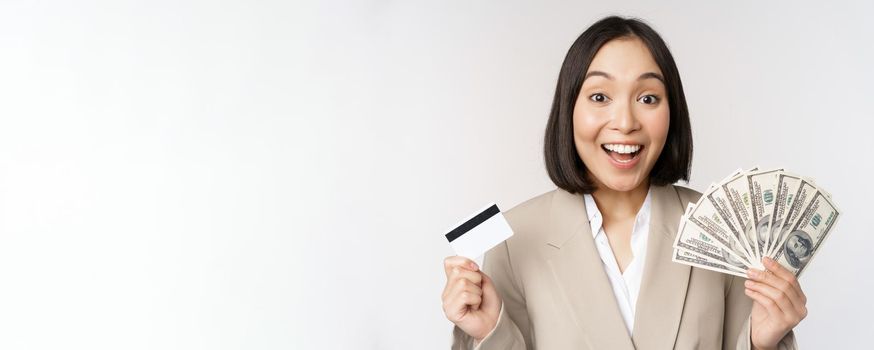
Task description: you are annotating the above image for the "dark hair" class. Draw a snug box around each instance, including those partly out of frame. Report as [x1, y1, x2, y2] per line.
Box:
[543, 16, 692, 194]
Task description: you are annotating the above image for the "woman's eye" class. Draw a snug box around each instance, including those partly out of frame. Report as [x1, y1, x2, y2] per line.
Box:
[589, 93, 610, 103]
[638, 94, 660, 105]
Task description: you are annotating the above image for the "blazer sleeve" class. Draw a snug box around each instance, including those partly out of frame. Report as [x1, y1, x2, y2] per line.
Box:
[723, 275, 798, 350]
[451, 240, 530, 350]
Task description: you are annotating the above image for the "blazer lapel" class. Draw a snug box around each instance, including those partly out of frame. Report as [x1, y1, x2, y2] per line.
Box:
[545, 189, 635, 350]
[631, 185, 691, 350]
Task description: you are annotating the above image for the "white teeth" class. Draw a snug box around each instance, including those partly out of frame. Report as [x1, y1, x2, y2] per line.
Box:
[603, 144, 641, 154]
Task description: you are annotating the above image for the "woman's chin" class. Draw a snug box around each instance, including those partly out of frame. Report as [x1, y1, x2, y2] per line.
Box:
[599, 177, 646, 193]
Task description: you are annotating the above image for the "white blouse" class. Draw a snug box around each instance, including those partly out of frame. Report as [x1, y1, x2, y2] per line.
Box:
[582, 187, 653, 335]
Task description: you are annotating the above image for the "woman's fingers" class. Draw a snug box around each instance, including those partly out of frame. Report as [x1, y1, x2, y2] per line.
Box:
[748, 260, 807, 316]
[444, 256, 479, 277]
[451, 276, 484, 304]
[440, 255, 502, 340]
[744, 278, 800, 321]
[747, 268, 800, 306]
[452, 266, 484, 286]
[454, 291, 483, 312]
[442, 265, 483, 298]
[745, 287, 787, 320]
[763, 257, 807, 304]
[444, 273, 485, 315]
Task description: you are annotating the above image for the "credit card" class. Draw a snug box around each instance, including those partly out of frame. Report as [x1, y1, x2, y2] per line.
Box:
[444, 203, 514, 259]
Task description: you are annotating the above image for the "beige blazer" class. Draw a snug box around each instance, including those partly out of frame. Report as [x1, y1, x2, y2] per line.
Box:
[451, 184, 797, 350]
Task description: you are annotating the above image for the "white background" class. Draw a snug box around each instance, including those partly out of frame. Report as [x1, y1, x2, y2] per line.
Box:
[1, 1, 872, 349]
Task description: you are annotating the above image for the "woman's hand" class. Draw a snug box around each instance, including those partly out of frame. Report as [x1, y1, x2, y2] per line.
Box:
[442, 256, 502, 343]
[745, 257, 808, 350]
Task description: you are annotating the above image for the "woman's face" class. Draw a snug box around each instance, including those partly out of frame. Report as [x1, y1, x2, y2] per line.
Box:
[573, 37, 670, 193]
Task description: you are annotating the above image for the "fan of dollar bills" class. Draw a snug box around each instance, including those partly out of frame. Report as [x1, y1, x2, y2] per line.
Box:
[672, 168, 840, 278]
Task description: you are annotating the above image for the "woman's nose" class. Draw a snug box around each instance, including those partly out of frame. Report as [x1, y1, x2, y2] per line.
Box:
[610, 100, 641, 133]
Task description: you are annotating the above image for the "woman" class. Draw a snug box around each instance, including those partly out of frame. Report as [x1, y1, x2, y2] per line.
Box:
[441, 16, 805, 350]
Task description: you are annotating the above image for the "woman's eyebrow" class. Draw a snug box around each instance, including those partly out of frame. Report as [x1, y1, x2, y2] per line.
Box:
[584, 70, 665, 84]
[638, 72, 665, 84]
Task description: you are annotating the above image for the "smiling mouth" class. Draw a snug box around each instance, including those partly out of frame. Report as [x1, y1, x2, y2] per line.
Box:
[601, 143, 644, 163]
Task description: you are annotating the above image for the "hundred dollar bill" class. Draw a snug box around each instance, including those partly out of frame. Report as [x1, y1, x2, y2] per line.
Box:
[747, 168, 783, 261]
[769, 178, 818, 258]
[673, 247, 748, 278]
[703, 181, 761, 266]
[765, 172, 804, 257]
[674, 204, 750, 271]
[686, 185, 756, 266]
[719, 170, 759, 263]
[772, 191, 840, 276]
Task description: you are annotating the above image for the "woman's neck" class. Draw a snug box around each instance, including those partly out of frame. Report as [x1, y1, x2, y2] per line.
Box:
[591, 180, 651, 220]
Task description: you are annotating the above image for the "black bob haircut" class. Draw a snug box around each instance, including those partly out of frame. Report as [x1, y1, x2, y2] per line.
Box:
[543, 16, 693, 194]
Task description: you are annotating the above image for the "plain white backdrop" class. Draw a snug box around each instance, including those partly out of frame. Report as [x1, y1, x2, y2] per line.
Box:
[0, 0, 872, 349]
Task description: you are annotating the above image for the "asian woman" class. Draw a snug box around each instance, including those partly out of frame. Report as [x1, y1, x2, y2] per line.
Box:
[441, 16, 804, 350]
